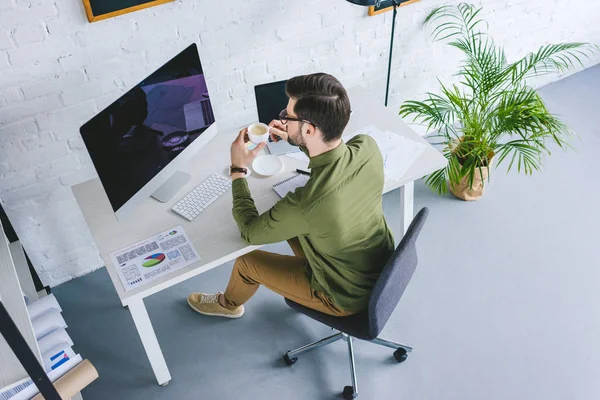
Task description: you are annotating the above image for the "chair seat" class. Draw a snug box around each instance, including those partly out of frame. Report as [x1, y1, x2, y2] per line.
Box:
[285, 298, 374, 340]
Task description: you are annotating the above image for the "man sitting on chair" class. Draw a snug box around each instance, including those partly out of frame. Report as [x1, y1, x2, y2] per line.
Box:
[187, 73, 394, 318]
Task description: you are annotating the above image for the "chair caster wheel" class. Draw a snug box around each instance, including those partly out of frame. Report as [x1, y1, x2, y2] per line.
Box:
[343, 386, 357, 399]
[283, 353, 297, 366]
[393, 348, 408, 363]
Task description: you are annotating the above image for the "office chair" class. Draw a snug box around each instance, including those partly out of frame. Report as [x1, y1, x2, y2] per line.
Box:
[282, 207, 429, 399]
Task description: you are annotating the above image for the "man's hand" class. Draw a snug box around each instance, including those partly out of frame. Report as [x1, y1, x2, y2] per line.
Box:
[268, 120, 289, 143]
[230, 128, 266, 169]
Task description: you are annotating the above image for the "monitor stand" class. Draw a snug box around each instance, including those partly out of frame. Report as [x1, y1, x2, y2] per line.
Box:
[151, 171, 191, 203]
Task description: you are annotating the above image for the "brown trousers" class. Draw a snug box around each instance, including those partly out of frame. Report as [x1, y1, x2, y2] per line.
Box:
[223, 238, 353, 317]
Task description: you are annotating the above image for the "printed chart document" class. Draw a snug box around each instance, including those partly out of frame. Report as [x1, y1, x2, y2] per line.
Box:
[344, 125, 426, 181]
[110, 226, 200, 292]
[0, 378, 32, 400]
[42, 344, 77, 372]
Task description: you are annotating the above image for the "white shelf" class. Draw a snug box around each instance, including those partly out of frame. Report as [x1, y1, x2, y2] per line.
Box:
[0, 228, 42, 389]
[0, 223, 87, 399]
[9, 242, 38, 304]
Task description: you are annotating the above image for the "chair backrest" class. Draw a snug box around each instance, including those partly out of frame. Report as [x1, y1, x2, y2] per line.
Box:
[366, 207, 429, 339]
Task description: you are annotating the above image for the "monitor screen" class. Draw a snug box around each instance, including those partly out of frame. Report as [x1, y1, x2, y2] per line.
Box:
[254, 80, 288, 125]
[79, 44, 215, 212]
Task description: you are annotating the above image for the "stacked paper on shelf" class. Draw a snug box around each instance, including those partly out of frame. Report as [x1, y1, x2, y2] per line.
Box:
[0, 292, 86, 399]
[344, 125, 426, 182]
[37, 329, 74, 355]
[31, 310, 67, 340]
[26, 294, 62, 320]
[0, 355, 84, 400]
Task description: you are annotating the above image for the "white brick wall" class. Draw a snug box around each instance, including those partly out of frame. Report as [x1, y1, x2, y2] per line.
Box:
[1, 0, 599, 286]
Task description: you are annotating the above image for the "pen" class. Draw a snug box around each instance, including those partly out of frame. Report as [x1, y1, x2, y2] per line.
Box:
[296, 169, 310, 176]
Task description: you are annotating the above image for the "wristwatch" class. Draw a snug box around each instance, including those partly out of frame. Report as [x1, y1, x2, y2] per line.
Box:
[229, 166, 248, 176]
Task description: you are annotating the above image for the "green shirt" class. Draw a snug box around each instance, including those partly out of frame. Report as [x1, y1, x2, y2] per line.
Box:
[231, 135, 394, 312]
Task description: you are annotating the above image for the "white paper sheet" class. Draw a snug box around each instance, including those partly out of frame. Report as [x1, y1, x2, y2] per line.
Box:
[0, 378, 32, 400]
[342, 124, 380, 142]
[38, 329, 74, 355]
[31, 310, 67, 340]
[42, 344, 77, 372]
[284, 152, 309, 163]
[381, 131, 427, 181]
[110, 226, 201, 292]
[345, 125, 426, 181]
[27, 293, 62, 320]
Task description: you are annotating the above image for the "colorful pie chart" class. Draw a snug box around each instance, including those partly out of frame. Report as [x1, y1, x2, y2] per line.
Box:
[142, 253, 166, 268]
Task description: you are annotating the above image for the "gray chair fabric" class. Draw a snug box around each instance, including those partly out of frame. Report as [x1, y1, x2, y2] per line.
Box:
[285, 207, 429, 340]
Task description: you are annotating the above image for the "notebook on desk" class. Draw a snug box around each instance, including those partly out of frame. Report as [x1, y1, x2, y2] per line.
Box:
[273, 174, 310, 198]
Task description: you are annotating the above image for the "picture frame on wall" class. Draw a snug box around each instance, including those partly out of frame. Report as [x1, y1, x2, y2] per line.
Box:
[368, 0, 421, 16]
[82, 0, 175, 23]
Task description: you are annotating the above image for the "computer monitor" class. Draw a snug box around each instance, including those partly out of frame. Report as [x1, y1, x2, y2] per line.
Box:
[254, 80, 288, 124]
[255, 79, 304, 156]
[79, 44, 218, 220]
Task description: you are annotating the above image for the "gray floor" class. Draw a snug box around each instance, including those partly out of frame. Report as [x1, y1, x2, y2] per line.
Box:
[54, 66, 600, 400]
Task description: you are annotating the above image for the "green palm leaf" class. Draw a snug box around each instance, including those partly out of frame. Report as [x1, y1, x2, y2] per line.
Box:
[509, 43, 598, 83]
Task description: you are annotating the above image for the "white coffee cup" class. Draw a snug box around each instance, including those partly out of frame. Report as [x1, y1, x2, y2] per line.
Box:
[247, 122, 270, 144]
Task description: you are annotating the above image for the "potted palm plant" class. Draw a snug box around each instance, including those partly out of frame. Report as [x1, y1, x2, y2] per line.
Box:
[399, 3, 598, 200]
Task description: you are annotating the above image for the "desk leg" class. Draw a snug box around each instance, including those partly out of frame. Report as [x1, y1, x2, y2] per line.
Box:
[128, 299, 171, 386]
[399, 182, 414, 236]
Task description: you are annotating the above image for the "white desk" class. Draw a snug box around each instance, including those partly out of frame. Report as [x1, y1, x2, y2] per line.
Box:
[72, 86, 447, 386]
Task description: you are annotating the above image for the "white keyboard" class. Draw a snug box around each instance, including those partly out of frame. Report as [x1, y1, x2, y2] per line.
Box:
[171, 173, 232, 221]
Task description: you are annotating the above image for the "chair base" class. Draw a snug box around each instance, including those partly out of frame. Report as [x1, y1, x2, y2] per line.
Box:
[283, 332, 412, 399]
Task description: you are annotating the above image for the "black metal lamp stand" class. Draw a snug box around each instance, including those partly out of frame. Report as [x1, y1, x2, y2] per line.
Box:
[346, 0, 402, 107]
[384, 0, 400, 106]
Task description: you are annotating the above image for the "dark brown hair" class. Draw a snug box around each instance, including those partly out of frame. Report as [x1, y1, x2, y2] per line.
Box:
[285, 73, 351, 143]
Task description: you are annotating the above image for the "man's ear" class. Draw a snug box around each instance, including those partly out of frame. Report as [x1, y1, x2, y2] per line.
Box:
[304, 122, 316, 137]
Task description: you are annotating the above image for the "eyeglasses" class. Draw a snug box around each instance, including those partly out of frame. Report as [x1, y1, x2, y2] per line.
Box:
[279, 109, 318, 129]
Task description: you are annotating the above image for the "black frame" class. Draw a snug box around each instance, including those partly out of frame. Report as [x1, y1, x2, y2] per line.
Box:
[0, 202, 46, 293]
[0, 301, 61, 399]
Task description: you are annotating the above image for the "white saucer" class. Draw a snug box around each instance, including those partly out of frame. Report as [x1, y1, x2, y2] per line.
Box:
[252, 155, 283, 176]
